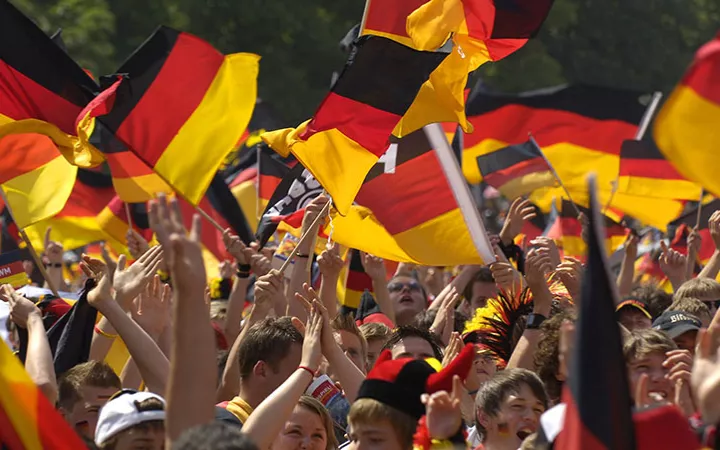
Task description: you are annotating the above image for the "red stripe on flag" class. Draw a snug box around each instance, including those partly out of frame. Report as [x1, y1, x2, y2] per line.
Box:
[481, 157, 550, 187]
[618, 158, 686, 180]
[105, 151, 157, 177]
[115, 33, 224, 166]
[259, 176, 282, 201]
[556, 393, 611, 450]
[684, 36, 720, 104]
[300, 92, 400, 158]
[362, 0, 427, 38]
[357, 151, 455, 235]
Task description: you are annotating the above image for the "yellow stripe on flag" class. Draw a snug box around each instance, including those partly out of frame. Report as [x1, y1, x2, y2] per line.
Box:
[153, 53, 260, 205]
[0, 341, 41, 449]
[231, 179, 261, 231]
[1, 156, 77, 229]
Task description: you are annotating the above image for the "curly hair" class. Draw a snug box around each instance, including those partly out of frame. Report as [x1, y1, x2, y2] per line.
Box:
[533, 309, 576, 403]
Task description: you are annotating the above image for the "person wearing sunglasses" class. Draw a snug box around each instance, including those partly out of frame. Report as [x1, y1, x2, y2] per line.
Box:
[386, 276, 427, 327]
[674, 278, 720, 317]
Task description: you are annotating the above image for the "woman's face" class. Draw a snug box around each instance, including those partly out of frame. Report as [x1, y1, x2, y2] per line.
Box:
[272, 405, 328, 450]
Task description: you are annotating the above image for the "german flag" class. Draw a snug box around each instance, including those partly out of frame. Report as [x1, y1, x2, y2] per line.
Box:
[617, 139, 702, 201]
[668, 199, 720, 265]
[462, 84, 648, 190]
[0, 339, 86, 450]
[655, 33, 720, 198]
[328, 128, 485, 265]
[337, 250, 374, 309]
[86, 26, 259, 205]
[0, 128, 77, 229]
[558, 200, 626, 260]
[258, 148, 292, 207]
[360, 0, 554, 137]
[0, 249, 30, 287]
[21, 169, 116, 251]
[262, 35, 447, 214]
[475, 140, 555, 199]
[555, 176, 635, 450]
[0, 0, 103, 168]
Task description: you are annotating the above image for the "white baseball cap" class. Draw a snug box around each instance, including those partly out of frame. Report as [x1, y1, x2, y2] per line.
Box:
[95, 390, 166, 445]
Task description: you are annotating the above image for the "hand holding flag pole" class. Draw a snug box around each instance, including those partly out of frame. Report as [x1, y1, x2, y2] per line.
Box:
[0, 187, 61, 298]
[527, 133, 583, 219]
[278, 200, 332, 274]
[695, 189, 705, 229]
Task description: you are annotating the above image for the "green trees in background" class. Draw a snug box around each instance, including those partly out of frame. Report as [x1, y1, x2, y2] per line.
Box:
[13, 0, 720, 125]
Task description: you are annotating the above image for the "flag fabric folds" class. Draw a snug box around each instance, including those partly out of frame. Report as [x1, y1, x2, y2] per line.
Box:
[475, 140, 555, 199]
[558, 200, 626, 260]
[86, 26, 260, 205]
[329, 128, 487, 265]
[654, 33, 720, 198]
[0, 338, 86, 450]
[555, 175, 635, 450]
[337, 250, 374, 309]
[262, 35, 447, 214]
[668, 199, 720, 265]
[0, 129, 77, 229]
[0, 0, 103, 168]
[0, 249, 30, 287]
[617, 139, 702, 201]
[462, 84, 648, 190]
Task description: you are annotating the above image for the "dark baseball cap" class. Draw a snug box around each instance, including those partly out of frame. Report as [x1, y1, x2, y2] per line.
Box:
[652, 310, 702, 339]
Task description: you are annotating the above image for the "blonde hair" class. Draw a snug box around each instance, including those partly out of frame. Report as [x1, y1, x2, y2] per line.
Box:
[297, 395, 338, 450]
[675, 278, 720, 301]
[623, 329, 677, 363]
[348, 398, 416, 449]
[668, 297, 712, 324]
[332, 314, 368, 362]
[359, 322, 391, 343]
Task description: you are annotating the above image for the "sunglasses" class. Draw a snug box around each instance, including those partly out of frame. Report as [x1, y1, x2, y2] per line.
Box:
[704, 299, 720, 310]
[387, 281, 422, 293]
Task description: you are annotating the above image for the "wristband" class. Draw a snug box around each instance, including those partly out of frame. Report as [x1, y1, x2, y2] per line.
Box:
[237, 263, 251, 273]
[44, 262, 62, 268]
[298, 365, 317, 377]
[236, 270, 250, 279]
[94, 325, 118, 339]
[295, 253, 310, 259]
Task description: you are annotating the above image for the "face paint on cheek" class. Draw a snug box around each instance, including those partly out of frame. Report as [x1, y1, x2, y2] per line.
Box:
[497, 422, 510, 436]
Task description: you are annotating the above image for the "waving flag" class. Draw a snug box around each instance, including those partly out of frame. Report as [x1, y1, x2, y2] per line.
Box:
[655, 33, 720, 197]
[475, 140, 555, 199]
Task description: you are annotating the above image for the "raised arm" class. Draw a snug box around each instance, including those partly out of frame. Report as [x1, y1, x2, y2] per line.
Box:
[317, 243, 344, 318]
[361, 252, 394, 324]
[617, 233, 638, 297]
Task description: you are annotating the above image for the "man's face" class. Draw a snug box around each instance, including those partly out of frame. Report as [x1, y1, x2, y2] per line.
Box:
[335, 330, 367, 373]
[480, 383, 545, 445]
[387, 276, 426, 325]
[618, 308, 652, 331]
[389, 336, 435, 360]
[113, 424, 165, 450]
[673, 330, 698, 355]
[63, 386, 118, 439]
[627, 351, 672, 401]
[347, 419, 404, 450]
[469, 281, 498, 311]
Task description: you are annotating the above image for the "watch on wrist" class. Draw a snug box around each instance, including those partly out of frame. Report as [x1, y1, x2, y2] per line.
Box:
[526, 313, 547, 330]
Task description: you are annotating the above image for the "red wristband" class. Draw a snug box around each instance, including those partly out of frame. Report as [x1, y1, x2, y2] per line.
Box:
[94, 325, 118, 339]
[298, 365, 316, 377]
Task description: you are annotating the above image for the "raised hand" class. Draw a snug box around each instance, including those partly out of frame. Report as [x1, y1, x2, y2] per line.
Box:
[441, 332, 462, 368]
[490, 261, 523, 292]
[529, 237, 562, 269]
[254, 270, 284, 312]
[113, 245, 164, 308]
[80, 254, 113, 311]
[132, 275, 172, 338]
[422, 375, 464, 440]
[664, 349, 695, 417]
[300, 302, 324, 372]
[0, 284, 40, 328]
[623, 232, 639, 260]
[43, 227, 63, 265]
[499, 198, 537, 245]
[659, 241, 688, 287]
[301, 196, 330, 232]
[710, 211, 720, 251]
[360, 252, 386, 281]
[219, 260, 236, 279]
[317, 243, 344, 278]
[295, 283, 336, 353]
[430, 288, 459, 345]
[692, 314, 720, 423]
[126, 229, 151, 260]
[556, 257, 583, 301]
[222, 229, 249, 265]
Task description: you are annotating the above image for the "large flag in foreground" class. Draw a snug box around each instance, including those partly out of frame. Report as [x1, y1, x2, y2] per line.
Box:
[262, 36, 447, 214]
[555, 175, 635, 450]
[0, 339, 86, 449]
[655, 33, 720, 197]
[86, 26, 260, 205]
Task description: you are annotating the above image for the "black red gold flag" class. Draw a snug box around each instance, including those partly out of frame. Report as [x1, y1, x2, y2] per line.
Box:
[262, 35, 447, 214]
[475, 140, 555, 199]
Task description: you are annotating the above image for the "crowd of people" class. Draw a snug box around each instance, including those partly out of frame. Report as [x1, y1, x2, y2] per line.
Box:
[3, 193, 720, 450]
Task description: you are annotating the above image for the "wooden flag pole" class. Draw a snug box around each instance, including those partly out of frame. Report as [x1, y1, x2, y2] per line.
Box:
[528, 134, 583, 218]
[195, 205, 225, 233]
[279, 200, 332, 274]
[125, 203, 133, 231]
[0, 188, 61, 298]
[256, 145, 262, 221]
[603, 91, 664, 213]
[695, 189, 705, 229]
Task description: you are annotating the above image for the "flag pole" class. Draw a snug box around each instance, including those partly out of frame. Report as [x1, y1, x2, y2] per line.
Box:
[194, 205, 225, 233]
[279, 200, 332, 274]
[256, 145, 261, 221]
[528, 134, 583, 218]
[695, 189, 705, 229]
[0, 188, 61, 298]
[424, 123, 496, 264]
[603, 91, 664, 213]
[125, 203, 133, 231]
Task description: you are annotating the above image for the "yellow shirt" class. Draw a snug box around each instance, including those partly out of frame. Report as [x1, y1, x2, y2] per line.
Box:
[225, 396, 254, 424]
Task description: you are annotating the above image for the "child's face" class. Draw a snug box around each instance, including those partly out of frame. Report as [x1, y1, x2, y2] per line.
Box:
[481, 383, 545, 446]
[627, 351, 672, 401]
[347, 419, 404, 450]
